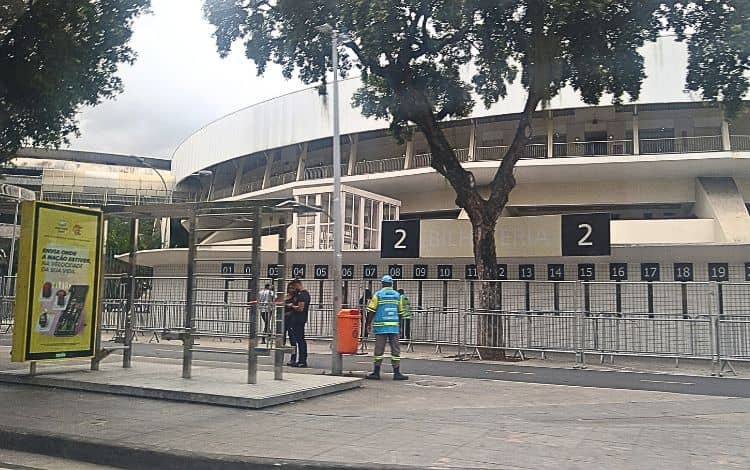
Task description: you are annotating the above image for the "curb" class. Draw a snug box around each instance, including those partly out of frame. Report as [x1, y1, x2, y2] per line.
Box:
[0, 426, 418, 470]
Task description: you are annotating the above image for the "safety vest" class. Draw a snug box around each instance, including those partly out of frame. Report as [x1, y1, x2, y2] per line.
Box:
[368, 287, 402, 335]
[400, 295, 412, 319]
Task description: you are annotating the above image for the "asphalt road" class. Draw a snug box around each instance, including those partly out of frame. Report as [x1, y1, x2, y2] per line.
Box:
[116, 340, 750, 398]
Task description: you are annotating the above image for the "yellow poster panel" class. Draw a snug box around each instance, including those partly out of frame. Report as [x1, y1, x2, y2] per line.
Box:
[12, 201, 103, 362]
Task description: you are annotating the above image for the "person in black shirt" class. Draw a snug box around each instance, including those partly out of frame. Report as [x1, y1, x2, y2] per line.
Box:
[287, 279, 310, 367]
[283, 282, 297, 360]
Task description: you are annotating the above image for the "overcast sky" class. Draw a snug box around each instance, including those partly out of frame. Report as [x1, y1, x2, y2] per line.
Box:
[67, 0, 694, 161]
[67, 0, 307, 160]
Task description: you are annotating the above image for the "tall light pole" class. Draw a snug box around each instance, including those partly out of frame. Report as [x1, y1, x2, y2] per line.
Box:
[317, 23, 345, 375]
[132, 155, 172, 249]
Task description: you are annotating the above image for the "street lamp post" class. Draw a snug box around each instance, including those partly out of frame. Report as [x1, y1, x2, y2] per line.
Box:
[317, 23, 345, 375]
[132, 155, 171, 249]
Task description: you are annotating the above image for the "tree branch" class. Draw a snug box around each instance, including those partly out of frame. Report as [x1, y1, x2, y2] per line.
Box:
[400, 87, 484, 219]
[343, 39, 387, 76]
[486, 87, 541, 215]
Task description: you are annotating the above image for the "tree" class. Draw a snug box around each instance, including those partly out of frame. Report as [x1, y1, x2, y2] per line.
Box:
[106, 216, 162, 258]
[0, 0, 151, 163]
[203, 0, 750, 353]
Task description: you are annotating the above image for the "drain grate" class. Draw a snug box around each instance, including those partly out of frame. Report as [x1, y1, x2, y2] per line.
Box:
[413, 380, 458, 388]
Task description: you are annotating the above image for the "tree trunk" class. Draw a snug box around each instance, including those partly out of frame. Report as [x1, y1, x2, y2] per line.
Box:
[399, 86, 539, 360]
[472, 220, 505, 360]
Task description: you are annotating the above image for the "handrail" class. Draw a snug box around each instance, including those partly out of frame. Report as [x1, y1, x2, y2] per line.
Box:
[218, 134, 750, 196]
[354, 156, 405, 175]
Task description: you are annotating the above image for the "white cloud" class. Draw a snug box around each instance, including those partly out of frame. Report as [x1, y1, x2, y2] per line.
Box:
[67, 0, 306, 159]
[68, 2, 700, 161]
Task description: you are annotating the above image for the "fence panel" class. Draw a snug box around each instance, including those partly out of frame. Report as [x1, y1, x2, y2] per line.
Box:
[6, 269, 750, 367]
[0, 276, 15, 333]
[717, 283, 750, 361]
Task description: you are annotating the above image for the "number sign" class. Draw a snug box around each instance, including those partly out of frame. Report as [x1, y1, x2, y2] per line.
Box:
[437, 265, 453, 279]
[708, 263, 729, 282]
[673, 263, 694, 282]
[267, 264, 279, 279]
[609, 263, 628, 281]
[363, 264, 378, 279]
[220, 263, 235, 275]
[578, 264, 595, 281]
[640, 263, 660, 282]
[342, 264, 355, 280]
[381, 220, 420, 258]
[519, 264, 535, 280]
[388, 264, 403, 279]
[243, 264, 253, 275]
[465, 264, 478, 280]
[314, 264, 329, 279]
[291, 264, 306, 279]
[561, 213, 611, 256]
[547, 264, 564, 281]
[745, 263, 750, 282]
[413, 264, 428, 279]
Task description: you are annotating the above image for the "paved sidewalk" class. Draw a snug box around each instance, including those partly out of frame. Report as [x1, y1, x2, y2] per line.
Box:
[1, 356, 749, 469]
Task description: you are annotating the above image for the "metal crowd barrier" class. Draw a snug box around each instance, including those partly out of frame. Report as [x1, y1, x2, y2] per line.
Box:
[4, 273, 750, 374]
[0, 276, 16, 333]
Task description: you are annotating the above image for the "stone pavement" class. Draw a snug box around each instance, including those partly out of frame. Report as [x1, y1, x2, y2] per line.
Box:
[0, 361, 362, 409]
[0, 450, 116, 470]
[1, 355, 749, 469]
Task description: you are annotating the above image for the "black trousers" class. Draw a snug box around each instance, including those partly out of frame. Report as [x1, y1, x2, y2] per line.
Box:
[288, 318, 307, 364]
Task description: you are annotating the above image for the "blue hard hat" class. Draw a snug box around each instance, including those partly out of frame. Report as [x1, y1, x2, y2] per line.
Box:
[381, 275, 394, 284]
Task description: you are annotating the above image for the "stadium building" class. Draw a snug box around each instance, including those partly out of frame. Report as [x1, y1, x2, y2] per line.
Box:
[3, 40, 750, 358]
[155, 42, 750, 291]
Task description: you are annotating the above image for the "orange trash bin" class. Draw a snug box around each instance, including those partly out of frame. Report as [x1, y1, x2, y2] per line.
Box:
[336, 309, 361, 354]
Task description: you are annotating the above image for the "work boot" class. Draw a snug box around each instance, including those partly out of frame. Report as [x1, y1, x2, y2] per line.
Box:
[366, 365, 381, 380]
[286, 355, 297, 367]
[392, 367, 409, 381]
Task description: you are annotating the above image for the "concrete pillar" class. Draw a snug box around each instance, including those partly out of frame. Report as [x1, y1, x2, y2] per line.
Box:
[232, 159, 245, 196]
[295, 143, 308, 181]
[404, 136, 415, 169]
[262, 151, 274, 189]
[632, 105, 640, 156]
[546, 111, 554, 159]
[358, 196, 366, 248]
[347, 134, 359, 176]
[721, 114, 731, 151]
[160, 218, 170, 249]
[694, 177, 750, 242]
[207, 170, 217, 200]
[468, 120, 477, 161]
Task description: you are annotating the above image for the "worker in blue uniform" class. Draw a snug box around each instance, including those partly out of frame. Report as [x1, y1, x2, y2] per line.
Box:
[365, 275, 408, 380]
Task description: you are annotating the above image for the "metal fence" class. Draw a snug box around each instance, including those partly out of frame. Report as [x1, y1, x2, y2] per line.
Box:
[3, 275, 749, 371]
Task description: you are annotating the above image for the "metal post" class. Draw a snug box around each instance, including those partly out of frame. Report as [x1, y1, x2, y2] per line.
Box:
[91, 219, 108, 371]
[330, 32, 344, 375]
[7, 201, 19, 295]
[247, 207, 262, 384]
[182, 212, 198, 379]
[123, 218, 138, 368]
[574, 281, 586, 368]
[709, 283, 721, 376]
[274, 218, 287, 380]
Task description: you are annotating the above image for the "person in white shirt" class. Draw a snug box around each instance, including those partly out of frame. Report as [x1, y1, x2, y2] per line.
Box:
[258, 283, 274, 343]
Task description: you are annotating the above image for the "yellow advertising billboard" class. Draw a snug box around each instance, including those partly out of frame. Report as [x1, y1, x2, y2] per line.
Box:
[12, 201, 103, 362]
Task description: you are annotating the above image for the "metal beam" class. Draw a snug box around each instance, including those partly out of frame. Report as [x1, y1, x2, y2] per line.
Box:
[247, 206, 262, 384]
[182, 211, 197, 379]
